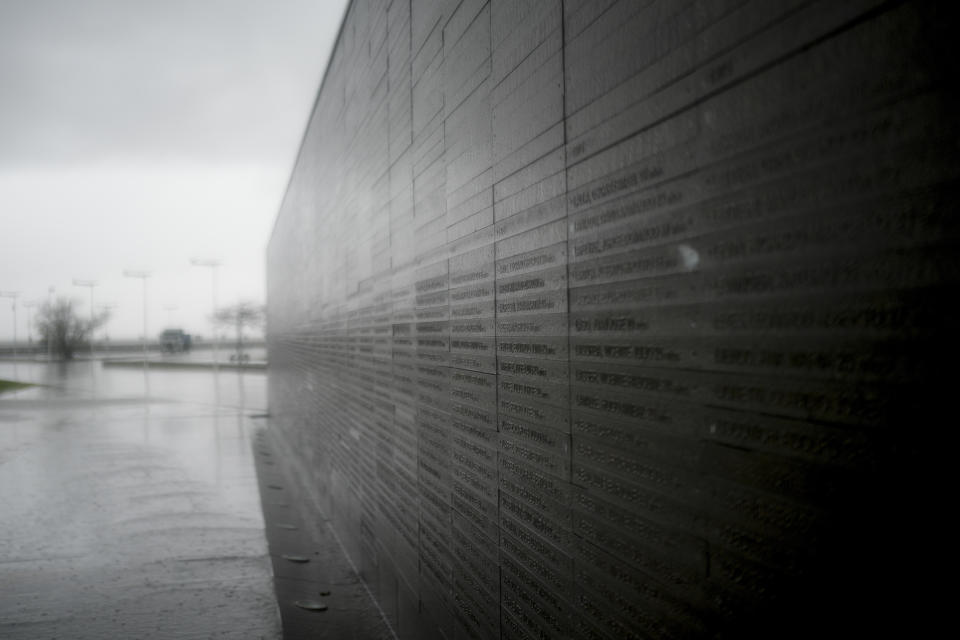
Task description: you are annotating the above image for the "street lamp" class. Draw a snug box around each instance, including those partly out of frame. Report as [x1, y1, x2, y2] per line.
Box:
[0, 291, 19, 361]
[73, 279, 98, 359]
[163, 304, 178, 327]
[22, 300, 39, 350]
[191, 258, 220, 370]
[123, 270, 151, 366]
[46, 287, 54, 360]
[97, 303, 117, 348]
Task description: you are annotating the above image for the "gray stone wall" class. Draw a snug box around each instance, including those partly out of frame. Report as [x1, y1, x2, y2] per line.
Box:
[267, 1, 956, 637]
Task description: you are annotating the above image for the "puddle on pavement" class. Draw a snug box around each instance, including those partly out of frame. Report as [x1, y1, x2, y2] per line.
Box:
[0, 359, 278, 639]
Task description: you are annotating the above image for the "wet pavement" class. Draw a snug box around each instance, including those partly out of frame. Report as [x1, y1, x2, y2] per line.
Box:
[0, 361, 280, 639]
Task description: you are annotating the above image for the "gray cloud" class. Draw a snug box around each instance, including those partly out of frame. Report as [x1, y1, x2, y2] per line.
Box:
[0, 0, 347, 340]
[0, 0, 345, 167]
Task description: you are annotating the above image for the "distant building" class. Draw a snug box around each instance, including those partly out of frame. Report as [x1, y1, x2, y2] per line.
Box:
[159, 328, 191, 353]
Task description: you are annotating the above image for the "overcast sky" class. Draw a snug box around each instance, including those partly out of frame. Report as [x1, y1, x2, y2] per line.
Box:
[0, 0, 348, 341]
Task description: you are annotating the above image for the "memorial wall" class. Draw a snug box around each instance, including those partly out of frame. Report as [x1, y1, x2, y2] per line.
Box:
[267, 1, 956, 637]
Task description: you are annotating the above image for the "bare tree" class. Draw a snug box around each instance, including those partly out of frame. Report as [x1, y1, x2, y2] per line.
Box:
[213, 301, 264, 363]
[36, 297, 110, 360]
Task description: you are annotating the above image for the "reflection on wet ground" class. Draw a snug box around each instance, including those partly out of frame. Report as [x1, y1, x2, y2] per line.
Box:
[0, 361, 280, 639]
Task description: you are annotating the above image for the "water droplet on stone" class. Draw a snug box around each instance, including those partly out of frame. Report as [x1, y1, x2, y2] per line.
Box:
[282, 554, 310, 563]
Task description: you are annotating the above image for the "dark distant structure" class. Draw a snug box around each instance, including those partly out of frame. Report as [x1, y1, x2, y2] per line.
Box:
[159, 328, 192, 353]
[267, 1, 955, 637]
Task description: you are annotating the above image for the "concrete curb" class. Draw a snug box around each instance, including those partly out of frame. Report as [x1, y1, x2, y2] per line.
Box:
[102, 359, 267, 371]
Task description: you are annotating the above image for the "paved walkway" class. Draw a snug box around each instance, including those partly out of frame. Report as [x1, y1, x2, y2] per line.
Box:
[0, 362, 280, 639]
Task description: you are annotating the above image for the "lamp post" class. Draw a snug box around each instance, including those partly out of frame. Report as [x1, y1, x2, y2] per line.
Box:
[163, 304, 178, 327]
[191, 258, 220, 370]
[73, 279, 98, 359]
[22, 300, 38, 352]
[0, 291, 19, 361]
[123, 270, 151, 367]
[46, 287, 54, 360]
[97, 303, 117, 350]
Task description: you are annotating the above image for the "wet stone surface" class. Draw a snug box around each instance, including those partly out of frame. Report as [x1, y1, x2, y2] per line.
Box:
[252, 426, 395, 640]
[0, 361, 281, 639]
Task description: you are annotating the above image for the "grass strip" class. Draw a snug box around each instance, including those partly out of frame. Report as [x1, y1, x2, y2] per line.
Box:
[0, 379, 34, 394]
